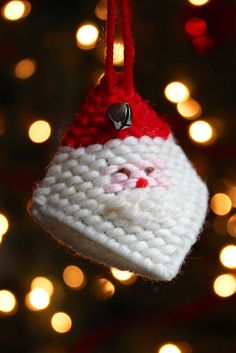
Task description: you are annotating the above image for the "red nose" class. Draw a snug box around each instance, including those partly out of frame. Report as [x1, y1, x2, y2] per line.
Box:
[136, 177, 148, 188]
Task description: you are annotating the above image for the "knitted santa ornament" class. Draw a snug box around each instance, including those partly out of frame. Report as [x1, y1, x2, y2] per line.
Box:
[30, 0, 208, 281]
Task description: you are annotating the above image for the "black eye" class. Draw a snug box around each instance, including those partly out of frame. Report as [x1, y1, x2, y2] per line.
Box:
[117, 168, 131, 177]
[145, 167, 154, 175]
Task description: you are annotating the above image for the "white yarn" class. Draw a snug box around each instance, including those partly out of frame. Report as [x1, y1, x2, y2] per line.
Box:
[31, 135, 208, 281]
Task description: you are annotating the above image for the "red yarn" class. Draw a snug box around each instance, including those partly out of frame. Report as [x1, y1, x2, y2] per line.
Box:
[120, 0, 134, 93]
[61, 1, 171, 148]
[105, 0, 116, 94]
[62, 73, 171, 148]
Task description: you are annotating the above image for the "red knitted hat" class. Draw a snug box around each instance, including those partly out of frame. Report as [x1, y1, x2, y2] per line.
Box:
[62, 73, 171, 148]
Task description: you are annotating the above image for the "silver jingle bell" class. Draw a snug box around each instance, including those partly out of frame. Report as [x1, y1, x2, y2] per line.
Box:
[107, 102, 133, 130]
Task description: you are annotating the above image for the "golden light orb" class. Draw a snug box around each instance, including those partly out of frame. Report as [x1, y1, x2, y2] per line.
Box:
[213, 274, 236, 298]
[63, 265, 86, 289]
[177, 98, 201, 119]
[76, 24, 99, 50]
[0, 290, 17, 313]
[28, 120, 51, 143]
[31, 277, 54, 296]
[95, 0, 107, 20]
[51, 312, 72, 333]
[92, 278, 115, 300]
[227, 188, 236, 208]
[110, 268, 136, 285]
[158, 343, 181, 353]
[188, 0, 210, 6]
[227, 214, 236, 237]
[14, 58, 36, 79]
[113, 41, 124, 66]
[0, 213, 9, 237]
[220, 245, 236, 269]
[188, 120, 214, 144]
[1, 1, 31, 21]
[210, 193, 232, 216]
[25, 288, 50, 311]
[164, 82, 190, 103]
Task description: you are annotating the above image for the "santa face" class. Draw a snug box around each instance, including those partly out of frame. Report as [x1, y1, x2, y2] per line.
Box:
[31, 135, 208, 281]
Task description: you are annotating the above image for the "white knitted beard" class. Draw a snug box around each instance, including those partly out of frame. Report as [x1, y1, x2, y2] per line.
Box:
[31, 135, 208, 281]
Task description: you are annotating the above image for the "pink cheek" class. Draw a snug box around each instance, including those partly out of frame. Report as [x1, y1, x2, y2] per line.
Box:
[104, 184, 123, 193]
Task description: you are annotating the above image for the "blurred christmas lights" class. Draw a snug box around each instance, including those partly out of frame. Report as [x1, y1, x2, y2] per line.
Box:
[0, 290, 17, 314]
[0, 213, 9, 241]
[192, 35, 213, 55]
[188, 120, 214, 144]
[63, 265, 86, 289]
[25, 288, 50, 311]
[1, 0, 31, 21]
[51, 312, 72, 333]
[210, 193, 232, 216]
[227, 188, 236, 208]
[28, 120, 51, 143]
[164, 82, 190, 103]
[158, 343, 181, 353]
[92, 278, 115, 300]
[185, 18, 207, 37]
[213, 274, 236, 298]
[76, 24, 99, 50]
[110, 268, 136, 285]
[227, 215, 236, 237]
[177, 98, 201, 120]
[95, 0, 107, 20]
[14, 58, 36, 79]
[220, 245, 236, 269]
[113, 41, 124, 66]
[31, 277, 54, 296]
[188, 0, 210, 6]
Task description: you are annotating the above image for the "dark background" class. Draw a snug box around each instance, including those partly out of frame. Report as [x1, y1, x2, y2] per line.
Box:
[0, 0, 236, 353]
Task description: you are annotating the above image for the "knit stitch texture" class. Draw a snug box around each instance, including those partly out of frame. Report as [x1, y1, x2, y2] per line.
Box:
[31, 135, 208, 281]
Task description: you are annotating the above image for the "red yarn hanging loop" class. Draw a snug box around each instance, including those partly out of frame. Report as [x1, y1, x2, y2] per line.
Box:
[105, 0, 134, 95]
[105, 0, 116, 93]
[120, 0, 134, 93]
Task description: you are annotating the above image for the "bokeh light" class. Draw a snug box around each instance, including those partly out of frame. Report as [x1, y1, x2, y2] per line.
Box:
[95, 0, 107, 20]
[158, 343, 181, 353]
[110, 268, 136, 285]
[213, 274, 236, 298]
[227, 188, 236, 208]
[188, 120, 214, 144]
[185, 18, 207, 37]
[227, 215, 236, 237]
[188, 0, 210, 6]
[0, 213, 9, 239]
[14, 58, 36, 79]
[28, 120, 51, 143]
[31, 277, 54, 296]
[1, 1, 31, 21]
[63, 265, 86, 289]
[193, 35, 213, 55]
[0, 290, 17, 314]
[177, 98, 201, 119]
[25, 288, 50, 311]
[76, 24, 99, 50]
[210, 193, 232, 216]
[51, 312, 72, 333]
[220, 245, 236, 269]
[113, 41, 124, 66]
[164, 82, 190, 103]
[92, 278, 115, 300]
